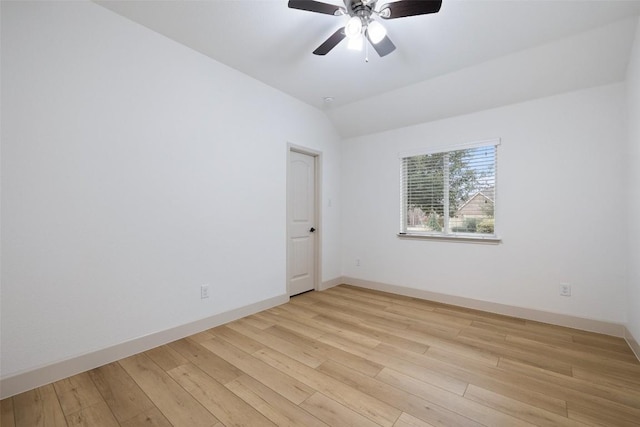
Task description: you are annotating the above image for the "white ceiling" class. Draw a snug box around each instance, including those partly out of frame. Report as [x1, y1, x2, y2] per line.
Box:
[97, 0, 640, 137]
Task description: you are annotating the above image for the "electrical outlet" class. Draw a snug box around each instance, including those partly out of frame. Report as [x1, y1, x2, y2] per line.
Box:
[201, 284, 210, 299]
[356, 258, 361, 267]
[559, 283, 571, 297]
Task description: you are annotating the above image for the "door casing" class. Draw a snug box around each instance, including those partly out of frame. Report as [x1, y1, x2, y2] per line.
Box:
[286, 144, 322, 296]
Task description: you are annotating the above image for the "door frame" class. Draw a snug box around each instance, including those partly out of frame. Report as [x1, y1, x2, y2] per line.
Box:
[286, 143, 322, 296]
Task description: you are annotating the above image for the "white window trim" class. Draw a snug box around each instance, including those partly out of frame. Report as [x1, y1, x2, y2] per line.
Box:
[398, 138, 501, 159]
[397, 232, 502, 244]
[399, 138, 501, 243]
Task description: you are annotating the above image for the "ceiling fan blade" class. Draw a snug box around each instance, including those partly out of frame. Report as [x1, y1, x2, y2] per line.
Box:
[313, 27, 346, 55]
[367, 33, 396, 57]
[379, 0, 442, 19]
[288, 0, 344, 16]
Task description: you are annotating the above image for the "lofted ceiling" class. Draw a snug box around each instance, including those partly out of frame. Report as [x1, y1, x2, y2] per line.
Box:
[96, 0, 640, 137]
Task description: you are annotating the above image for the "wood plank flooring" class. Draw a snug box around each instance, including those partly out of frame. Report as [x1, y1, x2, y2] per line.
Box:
[2, 285, 639, 426]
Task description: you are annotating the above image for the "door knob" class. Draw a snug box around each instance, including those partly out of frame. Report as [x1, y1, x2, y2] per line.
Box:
[309, 227, 316, 233]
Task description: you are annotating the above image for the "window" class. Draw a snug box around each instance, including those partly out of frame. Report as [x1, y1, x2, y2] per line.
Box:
[400, 140, 499, 240]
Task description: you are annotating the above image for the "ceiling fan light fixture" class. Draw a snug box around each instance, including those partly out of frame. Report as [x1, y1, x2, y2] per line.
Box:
[347, 35, 364, 51]
[367, 20, 386, 44]
[345, 16, 363, 39]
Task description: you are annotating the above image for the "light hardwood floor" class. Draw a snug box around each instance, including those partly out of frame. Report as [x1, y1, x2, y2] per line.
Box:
[2, 285, 640, 426]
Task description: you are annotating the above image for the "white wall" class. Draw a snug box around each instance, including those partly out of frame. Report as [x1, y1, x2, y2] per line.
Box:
[626, 18, 640, 343]
[0, 1, 341, 378]
[342, 83, 628, 324]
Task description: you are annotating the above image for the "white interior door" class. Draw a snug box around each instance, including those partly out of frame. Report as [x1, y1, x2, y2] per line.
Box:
[288, 150, 316, 296]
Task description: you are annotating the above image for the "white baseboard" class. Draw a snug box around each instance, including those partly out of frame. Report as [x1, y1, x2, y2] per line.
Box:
[340, 276, 626, 338]
[625, 327, 640, 362]
[319, 276, 343, 291]
[0, 293, 289, 400]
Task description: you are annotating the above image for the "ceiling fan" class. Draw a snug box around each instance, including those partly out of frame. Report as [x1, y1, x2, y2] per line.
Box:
[288, 0, 442, 57]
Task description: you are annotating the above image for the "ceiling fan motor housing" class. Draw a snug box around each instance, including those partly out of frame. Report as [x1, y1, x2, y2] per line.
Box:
[346, 0, 374, 19]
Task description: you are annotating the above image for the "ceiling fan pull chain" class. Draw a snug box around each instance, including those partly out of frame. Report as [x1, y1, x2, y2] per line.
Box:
[365, 38, 369, 63]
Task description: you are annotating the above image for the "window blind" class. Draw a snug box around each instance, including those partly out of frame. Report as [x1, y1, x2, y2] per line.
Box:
[400, 143, 498, 237]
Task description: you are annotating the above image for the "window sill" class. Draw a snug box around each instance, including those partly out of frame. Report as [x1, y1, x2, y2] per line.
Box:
[397, 233, 502, 244]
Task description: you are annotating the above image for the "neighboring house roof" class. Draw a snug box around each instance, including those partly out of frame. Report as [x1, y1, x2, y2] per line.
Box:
[456, 188, 495, 215]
